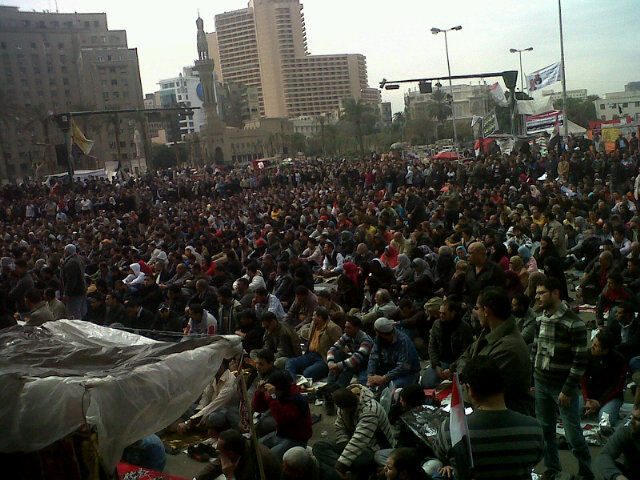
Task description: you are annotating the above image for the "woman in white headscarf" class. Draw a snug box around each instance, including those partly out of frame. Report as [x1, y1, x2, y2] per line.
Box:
[394, 254, 415, 284]
[123, 263, 145, 288]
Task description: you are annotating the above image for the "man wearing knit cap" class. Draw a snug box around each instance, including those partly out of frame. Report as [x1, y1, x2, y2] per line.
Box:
[366, 317, 420, 389]
[61, 243, 87, 319]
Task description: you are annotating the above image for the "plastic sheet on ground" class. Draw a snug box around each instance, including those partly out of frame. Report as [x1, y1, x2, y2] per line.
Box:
[0, 320, 242, 471]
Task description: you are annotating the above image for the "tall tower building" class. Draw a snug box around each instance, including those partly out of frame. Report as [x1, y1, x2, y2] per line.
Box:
[207, 0, 377, 118]
[0, 6, 144, 181]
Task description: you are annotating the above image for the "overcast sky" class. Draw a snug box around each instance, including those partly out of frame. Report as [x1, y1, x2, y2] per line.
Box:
[11, 0, 640, 112]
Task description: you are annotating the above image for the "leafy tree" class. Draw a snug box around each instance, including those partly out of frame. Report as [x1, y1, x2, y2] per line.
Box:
[427, 89, 452, 124]
[553, 95, 599, 128]
[340, 97, 377, 159]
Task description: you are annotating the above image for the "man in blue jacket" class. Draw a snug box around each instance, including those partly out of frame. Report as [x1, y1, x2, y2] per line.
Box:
[366, 317, 420, 389]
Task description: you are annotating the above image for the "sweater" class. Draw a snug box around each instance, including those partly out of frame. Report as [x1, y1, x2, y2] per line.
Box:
[327, 330, 373, 370]
[436, 409, 543, 480]
[531, 302, 588, 395]
[334, 385, 396, 468]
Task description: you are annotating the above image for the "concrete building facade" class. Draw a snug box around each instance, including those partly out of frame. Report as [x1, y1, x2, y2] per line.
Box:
[207, 0, 377, 119]
[404, 84, 490, 121]
[158, 69, 207, 140]
[594, 90, 640, 121]
[0, 6, 144, 180]
[542, 88, 588, 102]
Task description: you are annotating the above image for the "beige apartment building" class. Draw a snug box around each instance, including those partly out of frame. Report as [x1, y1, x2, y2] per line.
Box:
[207, 0, 377, 119]
[0, 6, 144, 181]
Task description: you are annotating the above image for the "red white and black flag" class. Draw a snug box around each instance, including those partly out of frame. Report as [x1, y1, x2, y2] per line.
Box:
[450, 373, 474, 479]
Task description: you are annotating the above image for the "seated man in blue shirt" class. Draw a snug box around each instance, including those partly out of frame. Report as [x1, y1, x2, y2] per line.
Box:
[366, 317, 420, 390]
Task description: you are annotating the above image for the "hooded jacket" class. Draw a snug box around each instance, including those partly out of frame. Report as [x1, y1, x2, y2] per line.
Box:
[124, 263, 146, 286]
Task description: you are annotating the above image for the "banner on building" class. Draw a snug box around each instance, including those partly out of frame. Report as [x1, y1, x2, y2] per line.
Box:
[525, 110, 564, 135]
[601, 128, 621, 143]
[489, 82, 509, 107]
[526, 62, 562, 92]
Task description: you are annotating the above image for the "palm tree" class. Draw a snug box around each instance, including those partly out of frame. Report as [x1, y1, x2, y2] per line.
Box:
[427, 89, 452, 140]
[392, 112, 406, 141]
[341, 97, 375, 159]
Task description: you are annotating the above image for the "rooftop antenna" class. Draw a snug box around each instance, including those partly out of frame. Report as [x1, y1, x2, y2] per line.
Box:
[55, 0, 59, 13]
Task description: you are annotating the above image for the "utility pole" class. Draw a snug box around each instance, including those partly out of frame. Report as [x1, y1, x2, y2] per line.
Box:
[558, 0, 569, 140]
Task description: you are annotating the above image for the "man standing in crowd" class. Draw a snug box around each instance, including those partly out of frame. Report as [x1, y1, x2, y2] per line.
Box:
[532, 278, 593, 480]
[453, 287, 533, 415]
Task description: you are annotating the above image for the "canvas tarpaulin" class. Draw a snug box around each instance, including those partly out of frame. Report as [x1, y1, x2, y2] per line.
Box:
[0, 320, 242, 471]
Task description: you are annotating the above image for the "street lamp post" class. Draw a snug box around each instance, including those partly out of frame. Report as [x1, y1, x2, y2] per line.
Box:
[509, 47, 533, 93]
[431, 25, 462, 149]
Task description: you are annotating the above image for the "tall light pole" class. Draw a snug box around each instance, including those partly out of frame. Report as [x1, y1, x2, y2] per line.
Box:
[509, 47, 533, 93]
[557, 0, 569, 141]
[431, 25, 462, 148]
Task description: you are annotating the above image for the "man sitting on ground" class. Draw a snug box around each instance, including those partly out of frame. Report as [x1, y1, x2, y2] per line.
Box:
[595, 394, 640, 480]
[194, 428, 282, 480]
[367, 317, 420, 390]
[313, 385, 396, 480]
[262, 311, 302, 369]
[286, 307, 342, 381]
[252, 370, 313, 460]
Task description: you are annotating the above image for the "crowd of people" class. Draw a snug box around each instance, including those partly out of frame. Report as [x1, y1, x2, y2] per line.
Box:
[3, 129, 640, 480]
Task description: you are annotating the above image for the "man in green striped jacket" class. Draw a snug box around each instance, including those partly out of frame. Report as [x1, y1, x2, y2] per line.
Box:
[532, 277, 592, 480]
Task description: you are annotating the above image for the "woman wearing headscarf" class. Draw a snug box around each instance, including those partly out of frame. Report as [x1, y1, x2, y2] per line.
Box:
[454, 245, 467, 264]
[401, 257, 436, 300]
[535, 236, 559, 271]
[509, 255, 529, 289]
[394, 254, 415, 284]
[380, 244, 399, 269]
[518, 244, 538, 273]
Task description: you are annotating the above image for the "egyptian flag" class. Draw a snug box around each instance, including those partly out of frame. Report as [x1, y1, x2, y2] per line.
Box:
[450, 373, 474, 480]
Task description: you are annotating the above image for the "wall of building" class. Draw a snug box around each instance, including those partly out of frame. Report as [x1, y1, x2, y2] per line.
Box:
[594, 90, 640, 121]
[0, 6, 144, 181]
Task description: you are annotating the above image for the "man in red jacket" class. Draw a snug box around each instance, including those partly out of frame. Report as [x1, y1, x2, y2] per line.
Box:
[252, 370, 312, 460]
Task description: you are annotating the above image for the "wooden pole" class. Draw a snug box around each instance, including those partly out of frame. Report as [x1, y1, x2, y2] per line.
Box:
[237, 362, 266, 480]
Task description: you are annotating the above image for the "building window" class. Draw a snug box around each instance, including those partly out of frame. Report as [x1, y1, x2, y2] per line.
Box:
[623, 103, 628, 108]
[94, 21, 100, 27]
[16, 43, 22, 50]
[103, 92, 109, 99]
[111, 79, 117, 85]
[59, 55, 66, 63]
[30, 42, 36, 49]
[58, 43, 64, 49]
[61, 66, 67, 73]
[23, 20, 30, 27]
[91, 36, 98, 43]
[600, 104, 605, 110]
[84, 21, 90, 28]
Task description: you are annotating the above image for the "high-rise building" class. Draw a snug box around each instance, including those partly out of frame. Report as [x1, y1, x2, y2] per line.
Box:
[0, 6, 144, 181]
[207, 0, 378, 119]
[157, 68, 207, 141]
